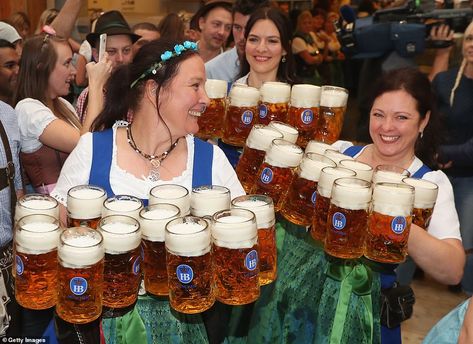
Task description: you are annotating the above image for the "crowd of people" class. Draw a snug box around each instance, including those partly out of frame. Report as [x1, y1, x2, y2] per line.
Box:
[0, 0, 473, 342]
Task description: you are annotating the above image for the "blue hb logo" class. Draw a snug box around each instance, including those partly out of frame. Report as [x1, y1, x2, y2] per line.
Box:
[245, 250, 258, 271]
[176, 264, 194, 284]
[260, 167, 273, 184]
[133, 257, 141, 275]
[70, 277, 88, 296]
[301, 109, 314, 124]
[259, 104, 268, 119]
[332, 212, 346, 230]
[391, 216, 407, 234]
[241, 110, 253, 125]
[311, 191, 317, 204]
[15, 255, 24, 276]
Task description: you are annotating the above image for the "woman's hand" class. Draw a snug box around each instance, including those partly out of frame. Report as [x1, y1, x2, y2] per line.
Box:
[86, 53, 113, 90]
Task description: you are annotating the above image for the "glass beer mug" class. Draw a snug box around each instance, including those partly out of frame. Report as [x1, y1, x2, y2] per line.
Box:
[403, 177, 438, 229]
[190, 185, 231, 218]
[15, 214, 60, 309]
[198, 79, 227, 139]
[165, 216, 214, 314]
[324, 178, 372, 259]
[15, 194, 59, 223]
[372, 165, 410, 184]
[140, 204, 180, 296]
[258, 82, 291, 125]
[235, 125, 283, 193]
[268, 121, 299, 144]
[287, 84, 321, 148]
[149, 184, 191, 216]
[223, 84, 260, 146]
[324, 149, 354, 166]
[211, 209, 259, 304]
[365, 182, 414, 263]
[339, 159, 374, 182]
[102, 195, 143, 220]
[232, 195, 276, 286]
[67, 185, 107, 229]
[280, 153, 336, 226]
[57, 227, 104, 324]
[305, 140, 332, 156]
[315, 86, 349, 144]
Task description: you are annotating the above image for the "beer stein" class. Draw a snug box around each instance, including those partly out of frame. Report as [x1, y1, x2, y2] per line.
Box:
[211, 209, 259, 304]
[236, 125, 284, 193]
[268, 121, 299, 144]
[190, 185, 231, 218]
[365, 182, 414, 263]
[197, 79, 227, 139]
[258, 82, 291, 125]
[57, 227, 104, 324]
[99, 215, 142, 308]
[102, 195, 144, 220]
[15, 214, 60, 309]
[373, 165, 410, 184]
[232, 195, 276, 285]
[339, 159, 374, 182]
[165, 216, 214, 314]
[311, 166, 356, 242]
[67, 185, 107, 229]
[315, 85, 349, 143]
[149, 184, 191, 216]
[403, 177, 438, 229]
[15, 194, 59, 223]
[223, 84, 260, 146]
[324, 149, 354, 165]
[305, 140, 332, 155]
[251, 139, 303, 212]
[324, 178, 372, 259]
[140, 204, 180, 296]
[287, 84, 321, 148]
[280, 153, 336, 226]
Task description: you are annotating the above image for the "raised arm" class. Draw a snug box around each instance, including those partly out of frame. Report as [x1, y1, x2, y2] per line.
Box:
[50, 0, 85, 39]
[428, 24, 454, 81]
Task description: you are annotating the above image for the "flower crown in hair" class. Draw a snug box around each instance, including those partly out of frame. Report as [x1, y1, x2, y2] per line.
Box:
[130, 41, 198, 89]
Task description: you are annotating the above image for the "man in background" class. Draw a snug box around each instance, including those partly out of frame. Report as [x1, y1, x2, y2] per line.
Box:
[0, 40, 19, 106]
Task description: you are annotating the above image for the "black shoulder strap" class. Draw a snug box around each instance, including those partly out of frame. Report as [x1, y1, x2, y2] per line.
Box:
[0, 120, 16, 223]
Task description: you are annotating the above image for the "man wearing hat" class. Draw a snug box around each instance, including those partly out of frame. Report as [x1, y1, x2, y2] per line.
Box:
[0, 22, 22, 57]
[0, 40, 19, 106]
[76, 10, 140, 122]
[197, 1, 233, 62]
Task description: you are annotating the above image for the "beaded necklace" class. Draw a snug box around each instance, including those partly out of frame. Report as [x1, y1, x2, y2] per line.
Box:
[126, 126, 180, 181]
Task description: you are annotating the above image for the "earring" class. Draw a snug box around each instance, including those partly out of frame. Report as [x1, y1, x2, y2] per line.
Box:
[419, 131, 424, 139]
[282, 55, 286, 63]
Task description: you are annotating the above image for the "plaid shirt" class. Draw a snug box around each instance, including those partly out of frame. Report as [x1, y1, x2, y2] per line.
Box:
[0, 101, 22, 246]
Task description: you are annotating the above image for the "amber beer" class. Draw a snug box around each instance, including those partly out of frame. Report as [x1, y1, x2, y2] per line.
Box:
[165, 217, 214, 314]
[57, 227, 104, 324]
[15, 194, 59, 223]
[258, 82, 291, 125]
[251, 139, 303, 212]
[15, 214, 59, 309]
[190, 185, 230, 217]
[232, 195, 276, 285]
[99, 215, 142, 308]
[339, 159, 373, 182]
[324, 178, 372, 258]
[373, 165, 410, 184]
[311, 166, 356, 242]
[212, 209, 259, 304]
[139, 204, 180, 296]
[236, 125, 283, 193]
[315, 86, 349, 144]
[149, 184, 191, 215]
[67, 185, 107, 229]
[287, 84, 321, 148]
[403, 177, 438, 229]
[268, 121, 299, 144]
[365, 182, 414, 263]
[280, 153, 336, 226]
[223, 84, 260, 146]
[102, 195, 143, 220]
[198, 79, 227, 139]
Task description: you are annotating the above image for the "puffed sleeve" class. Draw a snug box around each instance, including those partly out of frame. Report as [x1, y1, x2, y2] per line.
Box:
[211, 145, 245, 198]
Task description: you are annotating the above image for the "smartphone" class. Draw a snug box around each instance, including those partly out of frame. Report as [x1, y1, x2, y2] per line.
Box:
[98, 33, 107, 62]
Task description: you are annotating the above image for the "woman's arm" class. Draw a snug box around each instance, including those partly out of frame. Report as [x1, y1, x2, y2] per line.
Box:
[39, 119, 80, 153]
[459, 299, 473, 344]
[50, 0, 84, 39]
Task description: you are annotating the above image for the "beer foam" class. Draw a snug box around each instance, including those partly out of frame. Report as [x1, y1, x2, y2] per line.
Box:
[140, 207, 179, 241]
[229, 85, 260, 107]
[268, 121, 299, 144]
[317, 167, 356, 198]
[149, 184, 191, 215]
[299, 154, 336, 182]
[403, 178, 438, 208]
[231, 197, 275, 228]
[331, 178, 372, 210]
[373, 170, 407, 184]
[246, 125, 284, 151]
[290, 84, 321, 108]
[324, 149, 354, 165]
[265, 139, 303, 168]
[211, 215, 257, 248]
[339, 160, 373, 182]
[67, 186, 107, 220]
[190, 186, 230, 217]
[165, 221, 210, 256]
[15, 199, 59, 221]
[16, 222, 59, 253]
[305, 140, 332, 155]
[100, 222, 141, 253]
[58, 229, 104, 266]
[102, 198, 143, 219]
[320, 86, 349, 107]
[260, 82, 291, 103]
[205, 79, 227, 99]
[372, 183, 414, 216]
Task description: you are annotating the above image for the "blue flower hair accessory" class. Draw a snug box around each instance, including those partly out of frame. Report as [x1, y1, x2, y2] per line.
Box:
[130, 41, 198, 89]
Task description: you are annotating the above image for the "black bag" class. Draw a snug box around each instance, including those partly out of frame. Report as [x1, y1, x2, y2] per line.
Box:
[380, 282, 415, 328]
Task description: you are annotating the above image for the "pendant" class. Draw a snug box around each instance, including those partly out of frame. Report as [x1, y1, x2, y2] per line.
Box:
[148, 159, 161, 182]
